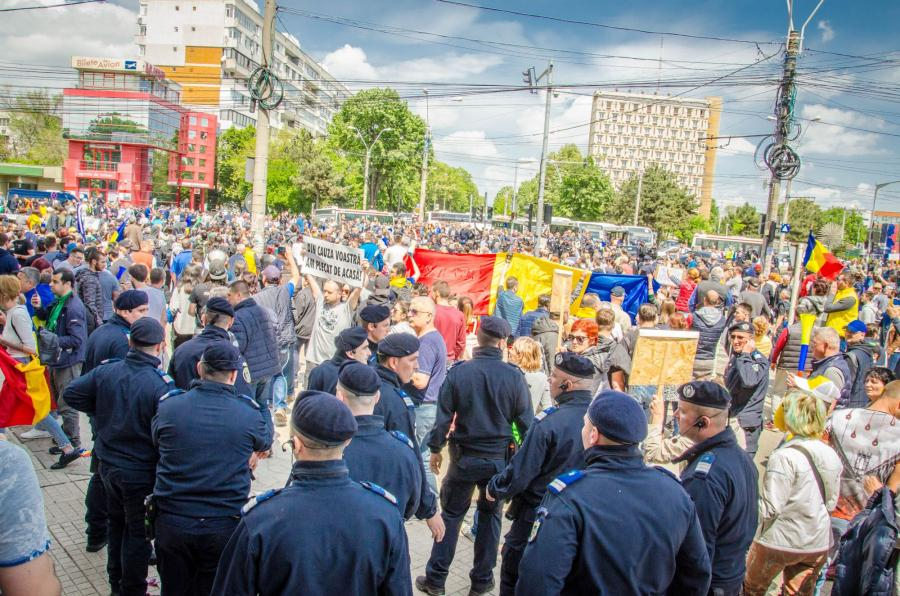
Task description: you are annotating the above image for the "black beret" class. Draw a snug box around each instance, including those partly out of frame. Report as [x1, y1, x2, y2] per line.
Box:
[205, 296, 234, 317]
[200, 341, 242, 371]
[334, 326, 368, 353]
[338, 361, 381, 394]
[479, 315, 511, 339]
[129, 317, 165, 345]
[729, 321, 752, 335]
[588, 390, 647, 445]
[115, 289, 149, 311]
[678, 381, 731, 410]
[291, 391, 357, 445]
[554, 351, 595, 379]
[359, 304, 390, 324]
[377, 333, 419, 357]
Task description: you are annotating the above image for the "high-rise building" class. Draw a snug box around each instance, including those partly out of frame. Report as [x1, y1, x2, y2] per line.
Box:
[135, 0, 350, 134]
[587, 91, 721, 219]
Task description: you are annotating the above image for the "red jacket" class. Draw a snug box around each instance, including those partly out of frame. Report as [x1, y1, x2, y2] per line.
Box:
[675, 279, 697, 312]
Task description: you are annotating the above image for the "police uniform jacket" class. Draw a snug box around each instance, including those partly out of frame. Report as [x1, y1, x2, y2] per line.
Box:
[343, 415, 428, 520]
[428, 346, 532, 457]
[63, 349, 173, 473]
[307, 351, 349, 395]
[81, 313, 130, 373]
[488, 389, 592, 508]
[674, 428, 758, 591]
[516, 445, 712, 596]
[374, 364, 417, 441]
[167, 325, 252, 396]
[151, 379, 271, 518]
[723, 350, 769, 427]
[211, 460, 412, 596]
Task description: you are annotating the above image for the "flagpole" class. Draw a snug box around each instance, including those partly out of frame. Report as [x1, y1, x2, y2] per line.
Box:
[787, 241, 805, 326]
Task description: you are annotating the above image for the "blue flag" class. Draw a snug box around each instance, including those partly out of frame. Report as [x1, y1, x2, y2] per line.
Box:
[76, 201, 87, 242]
[115, 220, 126, 242]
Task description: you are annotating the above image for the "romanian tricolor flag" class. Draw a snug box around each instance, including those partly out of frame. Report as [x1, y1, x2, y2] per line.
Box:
[0, 350, 53, 427]
[803, 233, 844, 280]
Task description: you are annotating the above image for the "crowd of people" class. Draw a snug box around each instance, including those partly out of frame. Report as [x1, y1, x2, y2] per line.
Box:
[0, 203, 897, 596]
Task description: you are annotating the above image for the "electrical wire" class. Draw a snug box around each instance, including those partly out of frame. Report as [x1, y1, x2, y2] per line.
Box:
[0, 0, 104, 12]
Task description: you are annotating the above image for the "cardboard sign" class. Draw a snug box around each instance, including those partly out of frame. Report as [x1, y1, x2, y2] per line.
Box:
[629, 329, 699, 387]
[301, 236, 365, 288]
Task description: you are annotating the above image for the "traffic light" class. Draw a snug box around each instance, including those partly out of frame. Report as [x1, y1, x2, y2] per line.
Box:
[527, 203, 534, 231]
[543, 204, 553, 225]
[487, 206, 494, 220]
[757, 214, 767, 237]
[522, 68, 533, 87]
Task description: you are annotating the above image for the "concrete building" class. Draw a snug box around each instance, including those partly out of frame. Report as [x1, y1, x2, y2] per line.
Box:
[135, 0, 350, 134]
[0, 163, 64, 197]
[587, 91, 721, 219]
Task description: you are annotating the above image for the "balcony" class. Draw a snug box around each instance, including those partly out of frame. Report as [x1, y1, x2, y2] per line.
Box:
[76, 161, 120, 180]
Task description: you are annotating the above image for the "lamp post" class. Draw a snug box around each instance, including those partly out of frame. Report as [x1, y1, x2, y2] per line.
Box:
[866, 180, 900, 271]
[353, 125, 391, 210]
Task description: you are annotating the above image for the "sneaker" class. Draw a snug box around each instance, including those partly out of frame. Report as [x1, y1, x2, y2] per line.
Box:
[48, 445, 63, 455]
[85, 536, 107, 553]
[50, 449, 82, 470]
[468, 580, 495, 596]
[20, 428, 51, 439]
[274, 410, 287, 427]
[460, 522, 476, 543]
[414, 576, 445, 595]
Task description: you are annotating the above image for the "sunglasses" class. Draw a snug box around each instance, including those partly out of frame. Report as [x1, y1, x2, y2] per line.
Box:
[409, 309, 432, 316]
[570, 335, 589, 344]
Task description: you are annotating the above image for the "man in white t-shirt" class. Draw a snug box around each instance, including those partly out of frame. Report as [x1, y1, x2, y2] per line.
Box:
[382, 234, 408, 270]
[303, 274, 361, 380]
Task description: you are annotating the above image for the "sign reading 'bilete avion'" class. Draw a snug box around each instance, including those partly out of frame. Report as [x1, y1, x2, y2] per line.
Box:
[300, 236, 366, 288]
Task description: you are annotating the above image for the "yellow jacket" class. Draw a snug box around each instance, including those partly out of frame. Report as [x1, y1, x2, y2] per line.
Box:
[825, 287, 859, 337]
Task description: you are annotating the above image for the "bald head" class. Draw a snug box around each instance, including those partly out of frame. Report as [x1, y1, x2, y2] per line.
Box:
[409, 296, 436, 334]
[703, 290, 720, 307]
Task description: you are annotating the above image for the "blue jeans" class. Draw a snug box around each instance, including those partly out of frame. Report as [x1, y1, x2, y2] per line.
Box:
[271, 345, 296, 412]
[36, 413, 72, 450]
[415, 403, 438, 494]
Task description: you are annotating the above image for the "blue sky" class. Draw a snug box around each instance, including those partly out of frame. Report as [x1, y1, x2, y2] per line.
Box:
[4, 0, 900, 219]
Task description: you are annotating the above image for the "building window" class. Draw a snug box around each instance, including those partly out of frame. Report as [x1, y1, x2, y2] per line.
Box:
[181, 171, 194, 180]
[188, 130, 196, 139]
[200, 131, 208, 140]
[175, 4, 179, 10]
[189, 115, 197, 125]
[199, 144, 207, 153]
[199, 159, 206, 167]
[198, 172, 206, 181]
[200, 117, 208, 127]
[174, 26, 179, 32]
[193, 5, 197, 10]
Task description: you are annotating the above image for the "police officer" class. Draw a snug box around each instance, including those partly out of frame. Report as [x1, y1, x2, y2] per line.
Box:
[211, 392, 412, 595]
[374, 332, 419, 441]
[359, 304, 391, 365]
[338, 361, 445, 542]
[63, 318, 173, 596]
[152, 342, 271, 596]
[671, 381, 758, 596]
[516, 391, 712, 595]
[77, 289, 149, 554]
[723, 321, 769, 457]
[486, 352, 595, 596]
[306, 326, 369, 394]
[167, 296, 252, 396]
[417, 316, 532, 596]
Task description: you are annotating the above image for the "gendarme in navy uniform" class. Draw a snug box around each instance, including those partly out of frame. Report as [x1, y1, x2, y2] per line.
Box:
[516, 390, 712, 595]
[64, 317, 173, 596]
[374, 332, 420, 442]
[418, 316, 532, 596]
[212, 392, 412, 595]
[306, 326, 369, 395]
[359, 304, 391, 366]
[723, 321, 769, 456]
[487, 352, 595, 596]
[152, 341, 271, 596]
[672, 381, 758, 596]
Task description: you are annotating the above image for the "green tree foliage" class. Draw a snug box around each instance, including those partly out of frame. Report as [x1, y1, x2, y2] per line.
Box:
[820, 207, 866, 247]
[150, 149, 175, 203]
[493, 185, 513, 215]
[87, 114, 145, 137]
[426, 161, 479, 212]
[723, 202, 761, 236]
[3, 90, 66, 165]
[215, 126, 255, 206]
[607, 165, 698, 237]
[778, 198, 820, 241]
[268, 129, 344, 213]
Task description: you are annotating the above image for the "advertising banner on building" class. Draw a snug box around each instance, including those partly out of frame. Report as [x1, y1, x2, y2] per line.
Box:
[300, 236, 365, 288]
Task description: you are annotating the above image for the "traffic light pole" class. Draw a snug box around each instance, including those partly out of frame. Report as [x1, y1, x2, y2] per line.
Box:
[250, 0, 276, 254]
[533, 60, 553, 256]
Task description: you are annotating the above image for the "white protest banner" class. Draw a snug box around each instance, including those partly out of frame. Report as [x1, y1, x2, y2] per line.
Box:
[301, 236, 366, 288]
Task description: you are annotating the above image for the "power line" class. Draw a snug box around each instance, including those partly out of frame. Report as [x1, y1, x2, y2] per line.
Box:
[0, 0, 104, 12]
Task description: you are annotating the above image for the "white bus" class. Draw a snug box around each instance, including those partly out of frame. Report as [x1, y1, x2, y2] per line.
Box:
[574, 221, 656, 245]
[691, 233, 763, 254]
[313, 207, 394, 226]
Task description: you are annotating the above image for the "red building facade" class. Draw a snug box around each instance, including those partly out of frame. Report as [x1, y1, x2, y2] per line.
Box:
[168, 111, 217, 211]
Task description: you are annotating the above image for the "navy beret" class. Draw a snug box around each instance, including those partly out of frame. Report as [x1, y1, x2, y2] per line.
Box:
[377, 332, 419, 357]
[115, 289, 148, 311]
[678, 381, 731, 410]
[129, 317, 165, 345]
[480, 315, 511, 339]
[334, 326, 368, 353]
[205, 296, 234, 317]
[200, 341, 242, 371]
[588, 390, 647, 445]
[359, 304, 391, 324]
[554, 351, 595, 379]
[338, 361, 381, 394]
[729, 321, 752, 335]
[291, 391, 357, 445]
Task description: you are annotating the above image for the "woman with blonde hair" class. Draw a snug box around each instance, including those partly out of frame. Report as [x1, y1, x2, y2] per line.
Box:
[675, 268, 700, 313]
[752, 316, 772, 358]
[744, 391, 843, 596]
[508, 336, 551, 412]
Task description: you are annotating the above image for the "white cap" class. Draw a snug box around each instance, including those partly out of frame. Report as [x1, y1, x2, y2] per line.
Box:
[794, 376, 840, 404]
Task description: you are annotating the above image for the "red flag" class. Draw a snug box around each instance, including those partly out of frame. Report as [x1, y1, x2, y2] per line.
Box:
[407, 249, 498, 314]
[0, 350, 41, 427]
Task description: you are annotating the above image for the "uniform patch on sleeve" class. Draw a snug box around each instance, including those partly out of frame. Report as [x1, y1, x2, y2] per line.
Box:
[241, 488, 281, 516]
[390, 430, 416, 450]
[236, 394, 261, 409]
[99, 358, 122, 365]
[159, 389, 185, 402]
[694, 452, 715, 477]
[360, 481, 398, 505]
[535, 406, 558, 421]
[547, 469, 585, 495]
[398, 389, 414, 409]
[529, 506, 549, 542]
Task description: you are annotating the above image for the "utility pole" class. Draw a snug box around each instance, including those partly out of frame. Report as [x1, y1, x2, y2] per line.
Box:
[418, 88, 430, 221]
[353, 126, 391, 211]
[507, 163, 518, 218]
[523, 60, 554, 256]
[250, 0, 276, 254]
[633, 170, 643, 226]
[866, 180, 900, 271]
[761, 0, 824, 276]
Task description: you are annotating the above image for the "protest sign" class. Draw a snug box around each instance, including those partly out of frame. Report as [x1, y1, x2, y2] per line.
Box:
[629, 329, 699, 387]
[301, 236, 365, 288]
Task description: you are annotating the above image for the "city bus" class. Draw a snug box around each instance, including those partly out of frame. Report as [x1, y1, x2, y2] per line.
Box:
[313, 207, 394, 226]
[573, 221, 656, 245]
[427, 210, 474, 224]
[691, 233, 763, 254]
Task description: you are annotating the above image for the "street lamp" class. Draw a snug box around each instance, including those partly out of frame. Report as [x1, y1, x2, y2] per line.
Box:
[352, 125, 392, 210]
[866, 180, 900, 270]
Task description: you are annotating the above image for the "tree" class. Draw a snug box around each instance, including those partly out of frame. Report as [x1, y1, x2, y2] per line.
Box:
[820, 207, 866, 247]
[607, 165, 698, 237]
[87, 114, 145, 137]
[555, 157, 614, 220]
[268, 128, 344, 213]
[778, 198, 821, 242]
[426, 161, 479, 213]
[3, 90, 66, 165]
[215, 126, 255, 206]
[493, 186, 513, 215]
[723, 202, 761, 236]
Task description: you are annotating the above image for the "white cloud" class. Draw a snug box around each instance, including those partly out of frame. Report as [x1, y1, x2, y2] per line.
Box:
[321, 44, 378, 81]
[437, 130, 498, 158]
[721, 137, 757, 155]
[797, 104, 885, 156]
[817, 20, 835, 43]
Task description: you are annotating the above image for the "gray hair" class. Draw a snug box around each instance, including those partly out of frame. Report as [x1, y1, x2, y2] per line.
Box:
[812, 326, 840, 350]
[710, 267, 724, 282]
[19, 266, 40, 287]
[336, 382, 379, 407]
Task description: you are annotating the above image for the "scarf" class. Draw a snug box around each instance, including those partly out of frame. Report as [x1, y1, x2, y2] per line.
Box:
[46, 292, 71, 333]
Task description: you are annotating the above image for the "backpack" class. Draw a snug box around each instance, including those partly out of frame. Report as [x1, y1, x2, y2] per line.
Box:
[832, 487, 898, 596]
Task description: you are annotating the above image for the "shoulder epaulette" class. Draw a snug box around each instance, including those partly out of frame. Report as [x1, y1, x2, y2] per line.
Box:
[359, 481, 398, 506]
[99, 358, 122, 365]
[654, 465, 683, 483]
[548, 469, 585, 495]
[154, 368, 175, 385]
[159, 388, 185, 402]
[692, 452, 716, 478]
[389, 430, 415, 450]
[241, 488, 282, 516]
[534, 406, 558, 421]
[397, 389, 414, 409]
[235, 393, 261, 409]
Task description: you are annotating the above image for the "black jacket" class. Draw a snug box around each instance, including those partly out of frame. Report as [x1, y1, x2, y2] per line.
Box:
[231, 297, 281, 381]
